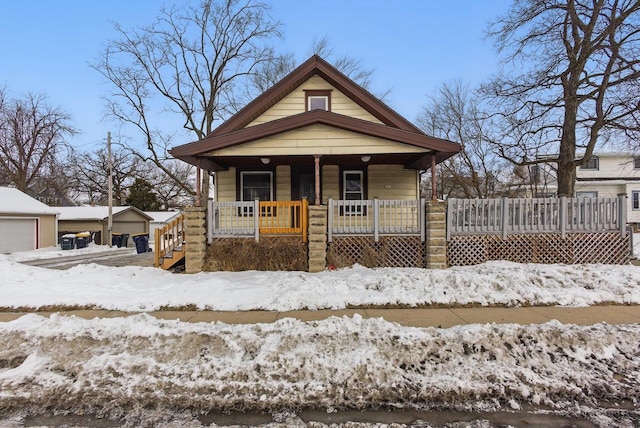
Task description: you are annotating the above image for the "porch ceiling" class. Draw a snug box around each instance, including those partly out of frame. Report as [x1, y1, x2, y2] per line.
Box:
[193, 152, 452, 171]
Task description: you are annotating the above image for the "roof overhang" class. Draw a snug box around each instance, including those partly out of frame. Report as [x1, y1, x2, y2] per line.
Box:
[170, 110, 460, 170]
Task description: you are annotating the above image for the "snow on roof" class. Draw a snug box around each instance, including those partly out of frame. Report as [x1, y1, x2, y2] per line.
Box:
[0, 187, 59, 215]
[144, 211, 182, 223]
[56, 206, 130, 221]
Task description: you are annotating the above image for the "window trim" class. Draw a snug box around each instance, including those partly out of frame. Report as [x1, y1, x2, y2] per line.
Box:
[304, 89, 332, 112]
[632, 191, 640, 210]
[238, 170, 274, 202]
[634, 157, 640, 170]
[339, 167, 368, 215]
[580, 156, 599, 170]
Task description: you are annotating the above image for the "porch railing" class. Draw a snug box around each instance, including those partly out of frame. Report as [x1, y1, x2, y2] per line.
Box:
[447, 195, 627, 240]
[153, 214, 185, 268]
[208, 199, 308, 242]
[327, 198, 425, 242]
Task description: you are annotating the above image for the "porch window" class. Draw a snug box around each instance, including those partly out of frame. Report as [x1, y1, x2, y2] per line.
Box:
[343, 170, 364, 214]
[633, 191, 640, 210]
[241, 171, 273, 202]
[305, 90, 331, 111]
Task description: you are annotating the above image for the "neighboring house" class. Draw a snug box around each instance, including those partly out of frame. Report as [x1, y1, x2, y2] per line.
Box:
[575, 153, 640, 230]
[145, 211, 182, 245]
[0, 187, 59, 253]
[168, 55, 460, 272]
[56, 206, 152, 246]
[26, 180, 76, 207]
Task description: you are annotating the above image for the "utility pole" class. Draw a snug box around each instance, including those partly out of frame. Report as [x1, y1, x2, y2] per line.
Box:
[107, 132, 113, 247]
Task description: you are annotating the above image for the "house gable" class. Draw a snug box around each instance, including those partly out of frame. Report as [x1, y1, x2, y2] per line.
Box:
[246, 75, 383, 127]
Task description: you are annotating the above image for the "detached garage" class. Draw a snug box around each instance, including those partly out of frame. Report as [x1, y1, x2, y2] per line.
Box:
[56, 206, 151, 246]
[0, 187, 59, 253]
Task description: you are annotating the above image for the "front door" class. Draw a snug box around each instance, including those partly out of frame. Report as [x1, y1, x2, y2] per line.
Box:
[292, 166, 317, 203]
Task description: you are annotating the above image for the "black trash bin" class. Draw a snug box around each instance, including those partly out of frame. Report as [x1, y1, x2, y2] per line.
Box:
[76, 232, 90, 249]
[60, 234, 76, 250]
[132, 233, 149, 254]
[111, 232, 122, 248]
[121, 233, 130, 248]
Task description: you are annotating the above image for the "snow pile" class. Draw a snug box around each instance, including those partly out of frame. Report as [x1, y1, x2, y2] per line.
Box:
[4, 242, 132, 262]
[0, 314, 638, 426]
[1, 258, 640, 311]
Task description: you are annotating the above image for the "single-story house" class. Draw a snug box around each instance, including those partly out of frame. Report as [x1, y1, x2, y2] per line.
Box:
[145, 211, 182, 245]
[168, 55, 461, 272]
[0, 187, 59, 253]
[56, 206, 152, 246]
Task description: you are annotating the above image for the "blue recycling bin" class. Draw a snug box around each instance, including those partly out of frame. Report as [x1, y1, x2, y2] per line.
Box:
[75, 232, 90, 249]
[132, 233, 149, 254]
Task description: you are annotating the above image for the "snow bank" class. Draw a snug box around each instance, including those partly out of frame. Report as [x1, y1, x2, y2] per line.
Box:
[0, 314, 638, 425]
[1, 258, 640, 311]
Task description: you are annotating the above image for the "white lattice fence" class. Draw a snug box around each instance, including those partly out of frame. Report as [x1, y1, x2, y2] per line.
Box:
[448, 232, 630, 266]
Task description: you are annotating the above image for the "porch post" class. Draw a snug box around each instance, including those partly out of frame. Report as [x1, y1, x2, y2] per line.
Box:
[195, 159, 202, 207]
[184, 206, 207, 273]
[431, 154, 437, 201]
[314, 155, 321, 206]
[425, 200, 447, 269]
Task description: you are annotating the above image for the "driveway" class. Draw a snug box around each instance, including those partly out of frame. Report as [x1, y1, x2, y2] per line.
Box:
[20, 248, 155, 269]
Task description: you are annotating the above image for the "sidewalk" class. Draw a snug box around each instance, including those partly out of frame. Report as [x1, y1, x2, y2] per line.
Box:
[1, 305, 638, 327]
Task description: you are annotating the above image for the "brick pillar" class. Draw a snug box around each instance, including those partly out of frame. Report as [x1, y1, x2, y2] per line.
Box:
[307, 205, 328, 273]
[184, 206, 206, 274]
[426, 200, 447, 269]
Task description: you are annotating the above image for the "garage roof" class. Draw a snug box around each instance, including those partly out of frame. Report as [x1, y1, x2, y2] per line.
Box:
[0, 187, 60, 215]
[56, 206, 153, 221]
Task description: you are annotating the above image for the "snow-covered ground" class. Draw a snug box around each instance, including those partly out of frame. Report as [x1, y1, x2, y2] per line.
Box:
[2, 244, 640, 311]
[0, 245, 639, 427]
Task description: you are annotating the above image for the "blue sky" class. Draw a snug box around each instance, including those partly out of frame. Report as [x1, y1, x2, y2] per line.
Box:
[1, 0, 511, 151]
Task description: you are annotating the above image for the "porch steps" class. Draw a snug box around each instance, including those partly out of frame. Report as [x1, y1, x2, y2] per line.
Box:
[160, 245, 185, 270]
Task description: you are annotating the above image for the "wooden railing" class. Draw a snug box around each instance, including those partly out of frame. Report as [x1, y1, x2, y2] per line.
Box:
[447, 196, 627, 240]
[327, 198, 425, 242]
[208, 199, 308, 242]
[154, 214, 185, 268]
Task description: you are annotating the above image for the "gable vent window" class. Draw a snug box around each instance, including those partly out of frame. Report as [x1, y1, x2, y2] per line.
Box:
[305, 90, 332, 111]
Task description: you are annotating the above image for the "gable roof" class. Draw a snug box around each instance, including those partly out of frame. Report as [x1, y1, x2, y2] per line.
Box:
[211, 55, 423, 136]
[0, 187, 60, 215]
[170, 55, 460, 168]
[56, 206, 153, 221]
[145, 211, 182, 223]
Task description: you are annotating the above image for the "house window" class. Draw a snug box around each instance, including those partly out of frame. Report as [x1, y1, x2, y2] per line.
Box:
[576, 191, 597, 198]
[580, 156, 599, 170]
[633, 191, 640, 210]
[343, 170, 364, 201]
[305, 90, 331, 111]
[634, 157, 640, 169]
[342, 169, 367, 214]
[240, 171, 273, 202]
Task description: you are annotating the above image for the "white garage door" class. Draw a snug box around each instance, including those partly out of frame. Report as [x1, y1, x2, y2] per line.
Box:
[0, 218, 37, 253]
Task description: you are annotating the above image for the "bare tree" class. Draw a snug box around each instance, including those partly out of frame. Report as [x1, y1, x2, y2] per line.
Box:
[144, 160, 195, 209]
[68, 146, 141, 206]
[93, 0, 282, 206]
[418, 80, 505, 199]
[246, 36, 391, 102]
[482, 0, 640, 196]
[0, 89, 76, 192]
